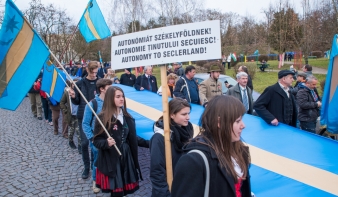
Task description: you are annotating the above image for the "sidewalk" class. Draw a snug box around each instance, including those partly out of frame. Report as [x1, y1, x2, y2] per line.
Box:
[282, 61, 327, 74]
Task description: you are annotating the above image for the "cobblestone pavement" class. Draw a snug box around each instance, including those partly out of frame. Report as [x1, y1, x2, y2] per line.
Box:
[0, 98, 152, 197]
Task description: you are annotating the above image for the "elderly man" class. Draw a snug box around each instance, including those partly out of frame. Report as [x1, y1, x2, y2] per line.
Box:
[199, 63, 223, 107]
[134, 66, 158, 93]
[227, 72, 254, 114]
[254, 70, 297, 126]
[296, 75, 321, 133]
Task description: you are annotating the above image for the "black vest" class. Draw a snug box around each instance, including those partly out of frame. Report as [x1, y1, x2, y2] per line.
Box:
[284, 95, 294, 125]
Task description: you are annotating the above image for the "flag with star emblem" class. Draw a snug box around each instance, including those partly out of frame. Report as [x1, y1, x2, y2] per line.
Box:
[41, 59, 66, 102]
[0, 0, 50, 110]
[79, 0, 111, 43]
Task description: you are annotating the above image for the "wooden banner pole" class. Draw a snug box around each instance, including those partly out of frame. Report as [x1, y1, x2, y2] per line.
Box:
[160, 66, 173, 191]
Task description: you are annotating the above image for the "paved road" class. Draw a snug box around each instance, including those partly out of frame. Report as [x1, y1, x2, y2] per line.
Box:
[0, 98, 152, 197]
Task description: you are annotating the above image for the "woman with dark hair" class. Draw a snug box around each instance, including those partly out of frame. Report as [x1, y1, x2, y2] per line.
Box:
[93, 86, 142, 196]
[150, 98, 194, 197]
[171, 95, 252, 197]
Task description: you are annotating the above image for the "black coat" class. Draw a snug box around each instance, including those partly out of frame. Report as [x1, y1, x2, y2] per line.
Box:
[253, 83, 297, 126]
[296, 87, 321, 122]
[134, 74, 158, 93]
[120, 73, 136, 87]
[149, 121, 194, 197]
[93, 114, 142, 179]
[247, 75, 253, 91]
[71, 77, 99, 119]
[171, 138, 252, 197]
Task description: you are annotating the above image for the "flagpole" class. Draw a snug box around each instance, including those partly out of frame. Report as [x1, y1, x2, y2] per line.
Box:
[160, 66, 173, 191]
[50, 51, 122, 156]
[20, 12, 121, 155]
[58, 22, 81, 64]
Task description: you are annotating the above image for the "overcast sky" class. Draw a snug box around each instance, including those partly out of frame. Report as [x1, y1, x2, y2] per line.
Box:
[12, 0, 303, 24]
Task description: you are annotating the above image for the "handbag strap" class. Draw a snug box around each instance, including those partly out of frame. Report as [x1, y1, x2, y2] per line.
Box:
[188, 150, 210, 197]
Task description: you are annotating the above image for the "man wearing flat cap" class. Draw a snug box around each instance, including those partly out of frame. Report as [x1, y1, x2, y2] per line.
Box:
[199, 62, 223, 107]
[254, 70, 298, 127]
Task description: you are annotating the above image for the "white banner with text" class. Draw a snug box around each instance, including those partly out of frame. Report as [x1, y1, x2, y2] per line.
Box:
[111, 20, 221, 69]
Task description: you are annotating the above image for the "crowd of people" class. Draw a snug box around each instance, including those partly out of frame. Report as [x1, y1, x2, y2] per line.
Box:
[27, 58, 322, 196]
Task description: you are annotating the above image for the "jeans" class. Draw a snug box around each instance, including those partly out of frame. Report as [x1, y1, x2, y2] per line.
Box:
[300, 121, 317, 133]
[78, 118, 90, 169]
[89, 141, 98, 181]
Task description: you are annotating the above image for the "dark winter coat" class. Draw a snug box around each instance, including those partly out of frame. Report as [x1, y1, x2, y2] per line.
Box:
[226, 83, 254, 114]
[173, 75, 199, 104]
[296, 87, 321, 122]
[71, 77, 99, 119]
[120, 73, 136, 87]
[175, 66, 185, 77]
[247, 74, 253, 91]
[93, 114, 142, 180]
[149, 120, 194, 197]
[134, 74, 158, 93]
[171, 137, 252, 197]
[253, 83, 297, 126]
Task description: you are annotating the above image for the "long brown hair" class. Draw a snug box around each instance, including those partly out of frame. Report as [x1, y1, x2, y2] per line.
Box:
[157, 97, 190, 125]
[94, 86, 132, 137]
[199, 95, 250, 181]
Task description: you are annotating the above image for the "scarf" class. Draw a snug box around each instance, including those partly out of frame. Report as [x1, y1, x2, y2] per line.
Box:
[155, 120, 193, 152]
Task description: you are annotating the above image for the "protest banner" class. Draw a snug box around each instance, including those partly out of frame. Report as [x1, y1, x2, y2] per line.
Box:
[111, 20, 221, 191]
[111, 20, 221, 69]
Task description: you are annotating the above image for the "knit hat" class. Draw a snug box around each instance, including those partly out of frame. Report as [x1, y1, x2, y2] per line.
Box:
[125, 68, 132, 73]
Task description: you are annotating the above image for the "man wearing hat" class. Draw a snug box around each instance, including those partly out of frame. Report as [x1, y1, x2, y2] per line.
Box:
[199, 62, 223, 107]
[120, 68, 136, 87]
[254, 70, 297, 127]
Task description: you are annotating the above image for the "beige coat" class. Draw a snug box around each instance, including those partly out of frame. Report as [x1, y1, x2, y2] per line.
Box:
[199, 77, 222, 106]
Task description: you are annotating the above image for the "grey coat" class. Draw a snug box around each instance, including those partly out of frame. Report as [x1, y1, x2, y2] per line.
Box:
[226, 83, 254, 114]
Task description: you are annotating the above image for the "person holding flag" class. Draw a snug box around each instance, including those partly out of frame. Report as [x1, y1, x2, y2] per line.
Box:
[69, 61, 100, 179]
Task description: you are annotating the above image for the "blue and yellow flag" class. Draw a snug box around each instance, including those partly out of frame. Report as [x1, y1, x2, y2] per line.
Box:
[320, 34, 338, 133]
[0, 0, 49, 111]
[79, 0, 111, 43]
[41, 59, 66, 102]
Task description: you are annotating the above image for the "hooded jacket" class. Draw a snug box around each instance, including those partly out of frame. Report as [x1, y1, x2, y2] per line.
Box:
[82, 94, 104, 140]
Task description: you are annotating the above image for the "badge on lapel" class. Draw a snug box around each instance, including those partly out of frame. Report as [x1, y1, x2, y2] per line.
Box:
[113, 125, 118, 130]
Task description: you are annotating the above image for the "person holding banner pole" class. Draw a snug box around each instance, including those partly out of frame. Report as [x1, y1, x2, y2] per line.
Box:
[150, 97, 194, 197]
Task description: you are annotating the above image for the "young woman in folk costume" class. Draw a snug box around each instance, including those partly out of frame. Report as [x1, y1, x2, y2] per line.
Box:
[93, 86, 142, 196]
[171, 95, 252, 197]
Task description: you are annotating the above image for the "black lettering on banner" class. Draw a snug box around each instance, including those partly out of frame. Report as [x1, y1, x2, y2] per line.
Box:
[121, 53, 152, 63]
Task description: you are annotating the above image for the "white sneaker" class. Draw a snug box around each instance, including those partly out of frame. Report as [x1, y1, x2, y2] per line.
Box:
[92, 181, 100, 193]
